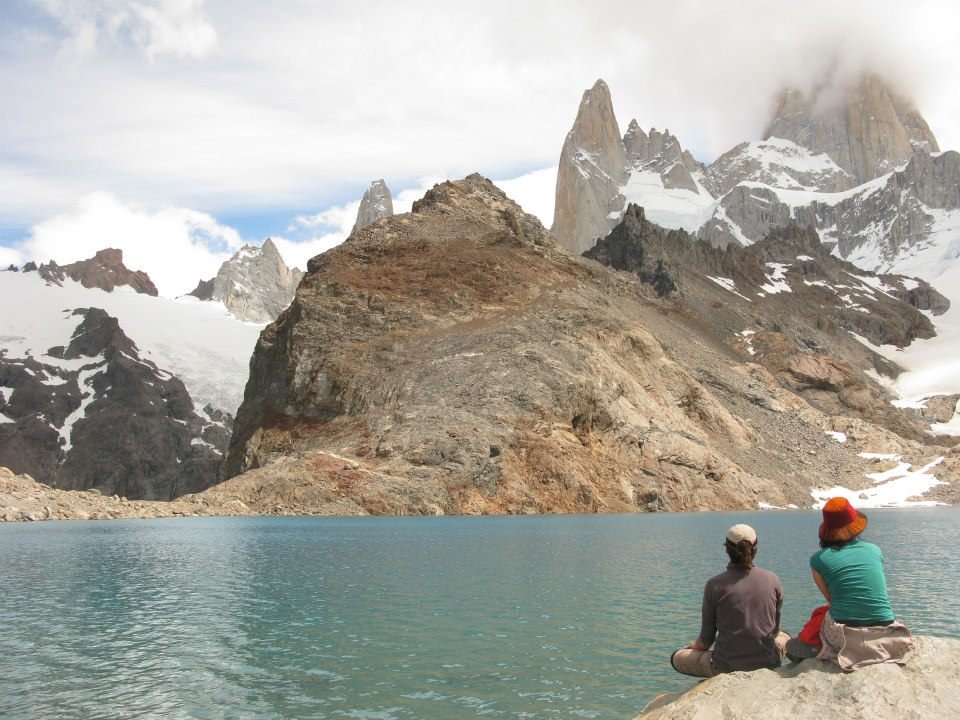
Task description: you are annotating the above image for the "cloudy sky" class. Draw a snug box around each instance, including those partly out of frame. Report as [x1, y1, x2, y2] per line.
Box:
[2, 0, 959, 295]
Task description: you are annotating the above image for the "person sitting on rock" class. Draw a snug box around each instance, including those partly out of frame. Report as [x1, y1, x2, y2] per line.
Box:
[786, 497, 915, 670]
[671, 524, 788, 677]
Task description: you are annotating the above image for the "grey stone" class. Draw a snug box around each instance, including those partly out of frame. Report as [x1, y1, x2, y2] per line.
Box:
[552, 79, 629, 255]
[352, 179, 394, 233]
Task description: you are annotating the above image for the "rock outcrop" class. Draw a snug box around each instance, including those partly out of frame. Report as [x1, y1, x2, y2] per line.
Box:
[352, 179, 394, 233]
[0, 308, 229, 500]
[764, 73, 940, 185]
[624, 122, 704, 194]
[221, 174, 799, 514]
[25, 248, 158, 295]
[188, 238, 303, 323]
[636, 635, 960, 719]
[552, 79, 629, 255]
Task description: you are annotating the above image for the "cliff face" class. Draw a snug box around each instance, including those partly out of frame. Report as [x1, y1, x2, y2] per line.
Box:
[552, 80, 629, 255]
[764, 73, 940, 185]
[188, 238, 303, 322]
[352, 179, 394, 233]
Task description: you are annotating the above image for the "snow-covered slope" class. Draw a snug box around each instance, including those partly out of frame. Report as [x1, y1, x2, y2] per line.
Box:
[1, 271, 262, 414]
[705, 138, 855, 196]
[619, 169, 716, 232]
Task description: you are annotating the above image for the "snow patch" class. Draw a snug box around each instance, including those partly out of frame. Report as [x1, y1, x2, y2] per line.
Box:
[736, 329, 756, 355]
[811, 455, 945, 508]
[760, 262, 791, 294]
[824, 431, 847, 443]
[707, 276, 752, 302]
[58, 358, 106, 454]
[619, 169, 717, 231]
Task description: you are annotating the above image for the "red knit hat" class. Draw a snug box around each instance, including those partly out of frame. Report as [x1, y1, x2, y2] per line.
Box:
[819, 497, 868, 541]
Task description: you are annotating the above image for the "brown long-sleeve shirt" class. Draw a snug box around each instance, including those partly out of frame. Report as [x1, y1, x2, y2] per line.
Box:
[698, 563, 784, 673]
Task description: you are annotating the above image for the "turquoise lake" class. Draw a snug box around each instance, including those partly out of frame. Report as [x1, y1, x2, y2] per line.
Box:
[2, 509, 958, 719]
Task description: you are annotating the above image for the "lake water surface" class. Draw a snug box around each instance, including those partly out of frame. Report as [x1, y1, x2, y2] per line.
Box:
[2, 509, 958, 719]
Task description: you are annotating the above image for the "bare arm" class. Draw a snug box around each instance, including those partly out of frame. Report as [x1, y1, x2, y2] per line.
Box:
[812, 569, 831, 602]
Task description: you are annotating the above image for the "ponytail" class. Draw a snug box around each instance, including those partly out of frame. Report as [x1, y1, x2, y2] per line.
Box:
[725, 539, 757, 570]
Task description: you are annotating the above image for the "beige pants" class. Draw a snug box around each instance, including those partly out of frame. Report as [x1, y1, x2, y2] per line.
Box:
[671, 632, 790, 678]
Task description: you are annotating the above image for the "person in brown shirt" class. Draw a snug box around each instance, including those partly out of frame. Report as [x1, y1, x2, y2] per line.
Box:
[671, 524, 788, 677]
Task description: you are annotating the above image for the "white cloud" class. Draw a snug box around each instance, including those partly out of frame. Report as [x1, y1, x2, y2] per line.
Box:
[0, 246, 22, 268]
[3, 0, 959, 236]
[32, 0, 218, 60]
[269, 235, 341, 272]
[493, 166, 557, 228]
[15, 192, 242, 297]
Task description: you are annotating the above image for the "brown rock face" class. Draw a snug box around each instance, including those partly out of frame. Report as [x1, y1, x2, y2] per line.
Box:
[764, 73, 940, 184]
[219, 175, 813, 515]
[37, 249, 158, 295]
[551, 80, 628, 255]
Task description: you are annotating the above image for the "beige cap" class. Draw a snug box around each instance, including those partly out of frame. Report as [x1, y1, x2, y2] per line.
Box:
[726, 524, 757, 544]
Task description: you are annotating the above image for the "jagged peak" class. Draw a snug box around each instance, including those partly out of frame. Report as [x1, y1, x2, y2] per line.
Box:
[352, 178, 395, 234]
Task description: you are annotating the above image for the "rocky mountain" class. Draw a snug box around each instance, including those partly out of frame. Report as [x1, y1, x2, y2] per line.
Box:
[624, 121, 705, 194]
[14, 248, 158, 295]
[214, 175, 957, 516]
[352, 179, 394, 233]
[188, 237, 303, 323]
[704, 138, 855, 197]
[553, 75, 959, 290]
[0, 307, 230, 500]
[552, 80, 629, 255]
[764, 73, 939, 185]
[700, 145, 960, 271]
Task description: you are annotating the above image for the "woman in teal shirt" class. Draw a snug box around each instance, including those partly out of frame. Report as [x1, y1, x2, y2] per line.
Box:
[810, 496, 895, 626]
[787, 496, 913, 666]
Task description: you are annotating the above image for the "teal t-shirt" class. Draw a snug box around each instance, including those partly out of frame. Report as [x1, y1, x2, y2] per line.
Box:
[809, 540, 895, 624]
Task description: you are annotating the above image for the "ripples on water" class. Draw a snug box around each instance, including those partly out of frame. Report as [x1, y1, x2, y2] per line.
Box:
[1, 509, 958, 719]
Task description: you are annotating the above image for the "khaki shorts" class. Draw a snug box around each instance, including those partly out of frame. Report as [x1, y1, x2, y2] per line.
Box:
[671, 632, 789, 678]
